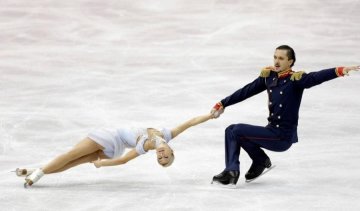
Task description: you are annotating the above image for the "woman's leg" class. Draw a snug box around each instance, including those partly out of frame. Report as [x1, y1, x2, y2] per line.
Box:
[42, 137, 104, 174]
[49, 150, 108, 174]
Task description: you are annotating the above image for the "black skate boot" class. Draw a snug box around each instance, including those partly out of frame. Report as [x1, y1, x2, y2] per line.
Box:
[245, 158, 272, 182]
[211, 170, 240, 188]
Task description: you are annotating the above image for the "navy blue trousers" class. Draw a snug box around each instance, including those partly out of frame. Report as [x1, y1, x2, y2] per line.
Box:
[225, 123, 292, 171]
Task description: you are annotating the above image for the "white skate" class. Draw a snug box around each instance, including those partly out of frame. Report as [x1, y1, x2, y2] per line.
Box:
[24, 168, 44, 188]
[14, 168, 35, 177]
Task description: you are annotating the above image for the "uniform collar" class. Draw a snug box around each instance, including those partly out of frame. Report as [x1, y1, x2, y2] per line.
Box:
[278, 69, 293, 79]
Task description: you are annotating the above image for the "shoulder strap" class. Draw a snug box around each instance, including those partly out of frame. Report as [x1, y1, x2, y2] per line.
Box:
[260, 67, 272, 78]
[290, 71, 305, 81]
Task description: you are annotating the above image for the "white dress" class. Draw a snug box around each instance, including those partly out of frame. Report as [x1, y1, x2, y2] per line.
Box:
[87, 128, 172, 158]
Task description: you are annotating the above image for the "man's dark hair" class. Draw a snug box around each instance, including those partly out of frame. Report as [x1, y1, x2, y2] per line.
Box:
[276, 45, 296, 67]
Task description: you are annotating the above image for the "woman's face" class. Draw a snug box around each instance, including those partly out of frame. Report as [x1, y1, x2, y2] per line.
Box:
[156, 144, 173, 166]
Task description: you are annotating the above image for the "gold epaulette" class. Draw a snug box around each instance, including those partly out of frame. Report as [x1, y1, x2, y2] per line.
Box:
[260, 67, 272, 78]
[290, 71, 305, 81]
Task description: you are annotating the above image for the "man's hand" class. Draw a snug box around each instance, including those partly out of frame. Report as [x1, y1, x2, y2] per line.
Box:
[91, 157, 103, 168]
[211, 102, 224, 119]
[343, 65, 360, 76]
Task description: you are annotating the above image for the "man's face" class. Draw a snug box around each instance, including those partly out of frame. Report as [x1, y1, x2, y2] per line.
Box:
[273, 49, 293, 72]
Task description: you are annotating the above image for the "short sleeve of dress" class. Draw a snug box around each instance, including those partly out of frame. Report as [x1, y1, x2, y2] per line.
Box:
[161, 128, 172, 143]
[135, 134, 148, 155]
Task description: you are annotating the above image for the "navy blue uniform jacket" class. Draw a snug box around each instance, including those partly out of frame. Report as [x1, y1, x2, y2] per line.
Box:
[220, 68, 343, 143]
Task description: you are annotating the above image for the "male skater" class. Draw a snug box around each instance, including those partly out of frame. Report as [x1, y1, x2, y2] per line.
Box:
[211, 45, 359, 187]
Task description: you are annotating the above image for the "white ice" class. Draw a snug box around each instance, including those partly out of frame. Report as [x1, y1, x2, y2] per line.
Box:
[0, 0, 359, 210]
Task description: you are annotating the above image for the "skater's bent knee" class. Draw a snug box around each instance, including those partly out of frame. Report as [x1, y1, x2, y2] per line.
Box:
[225, 124, 236, 133]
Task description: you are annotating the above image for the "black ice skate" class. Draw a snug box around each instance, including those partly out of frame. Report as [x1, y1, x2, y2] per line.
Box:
[245, 158, 275, 183]
[211, 170, 240, 188]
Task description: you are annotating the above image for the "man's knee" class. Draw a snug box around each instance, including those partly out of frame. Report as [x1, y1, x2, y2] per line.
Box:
[225, 124, 244, 132]
[225, 124, 235, 133]
[225, 124, 246, 137]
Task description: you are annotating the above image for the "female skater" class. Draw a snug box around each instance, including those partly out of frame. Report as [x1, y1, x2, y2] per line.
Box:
[18, 113, 214, 187]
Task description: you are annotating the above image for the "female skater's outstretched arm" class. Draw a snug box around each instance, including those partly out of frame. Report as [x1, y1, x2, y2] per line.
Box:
[170, 113, 214, 139]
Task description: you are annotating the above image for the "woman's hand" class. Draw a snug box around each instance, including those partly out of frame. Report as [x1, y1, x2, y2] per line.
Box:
[343, 65, 360, 75]
[91, 157, 103, 168]
[211, 102, 224, 119]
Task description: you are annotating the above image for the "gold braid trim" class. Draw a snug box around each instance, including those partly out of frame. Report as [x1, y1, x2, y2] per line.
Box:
[260, 67, 271, 78]
[290, 71, 305, 81]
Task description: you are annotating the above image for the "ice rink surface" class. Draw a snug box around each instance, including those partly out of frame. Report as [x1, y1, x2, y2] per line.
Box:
[0, 0, 359, 210]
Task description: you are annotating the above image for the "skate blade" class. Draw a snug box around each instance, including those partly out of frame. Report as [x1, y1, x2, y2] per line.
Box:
[211, 181, 237, 189]
[245, 165, 276, 183]
[24, 179, 33, 188]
